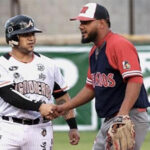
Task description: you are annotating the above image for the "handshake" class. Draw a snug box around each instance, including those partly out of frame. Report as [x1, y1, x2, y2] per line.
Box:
[39, 103, 67, 120]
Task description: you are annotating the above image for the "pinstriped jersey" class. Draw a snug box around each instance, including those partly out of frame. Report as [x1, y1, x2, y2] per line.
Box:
[0, 52, 68, 119]
[86, 31, 149, 118]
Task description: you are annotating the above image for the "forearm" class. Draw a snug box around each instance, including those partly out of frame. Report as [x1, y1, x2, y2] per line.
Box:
[56, 93, 75, 119]
[63, 86, 95, 111]
[118, 81, 142, 115]
[56, 93, 77, 129]
[0, 85, 42, 111]
[55, 86, 94, 129]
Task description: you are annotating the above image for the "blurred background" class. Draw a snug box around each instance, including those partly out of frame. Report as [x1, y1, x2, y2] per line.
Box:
[0, 0, 150, 45]
[0, 0, 150, 150]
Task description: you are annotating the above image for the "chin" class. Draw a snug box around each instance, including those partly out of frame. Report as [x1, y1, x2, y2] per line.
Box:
[81, 37, 92, 44]
[23, 48, 34, 54]
[81, 31, 97, 44]
[28, 46, 34, 51]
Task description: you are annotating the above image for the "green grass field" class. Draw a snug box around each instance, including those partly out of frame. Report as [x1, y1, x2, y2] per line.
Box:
[53, 131, 150, 150]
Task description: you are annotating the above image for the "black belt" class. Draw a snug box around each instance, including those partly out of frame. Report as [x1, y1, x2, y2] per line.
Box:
[104, 108, 147, 122]
[2, 116, 40, 125]
[104, 112, 118, 123]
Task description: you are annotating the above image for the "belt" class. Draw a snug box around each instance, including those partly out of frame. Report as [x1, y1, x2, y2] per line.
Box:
[1, 116, 40, 125]
[104, 108, 147, 123]
[104, 113, 118, 123]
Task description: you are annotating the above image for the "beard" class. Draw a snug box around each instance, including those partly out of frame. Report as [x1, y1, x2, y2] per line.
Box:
[81, 30, 98, 44]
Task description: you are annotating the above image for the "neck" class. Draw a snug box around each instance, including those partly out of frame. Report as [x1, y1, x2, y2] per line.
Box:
[94, 29, 110, 46]
[11, 48, 33, 63]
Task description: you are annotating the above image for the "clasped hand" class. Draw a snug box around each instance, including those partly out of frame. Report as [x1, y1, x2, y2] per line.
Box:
[39, 103, 66, 120]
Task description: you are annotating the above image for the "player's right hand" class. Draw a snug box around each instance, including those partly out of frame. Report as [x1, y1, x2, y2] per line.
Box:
[39, 103, 58, 120]
[55, 104, 67, 116]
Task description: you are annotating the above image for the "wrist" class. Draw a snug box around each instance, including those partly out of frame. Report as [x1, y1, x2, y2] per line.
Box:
[66, 118, 77, 129]
[38, 103, 45, 112]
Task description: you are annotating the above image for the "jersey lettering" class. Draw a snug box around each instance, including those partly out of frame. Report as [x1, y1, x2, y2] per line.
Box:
[15, 80, 51, 99]
[91, 72, 116, 88]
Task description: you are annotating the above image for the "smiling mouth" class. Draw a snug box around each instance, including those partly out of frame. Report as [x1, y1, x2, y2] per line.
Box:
[81, 32, 88, 38]
[81, 30, 85, 34]
[81, 30, 86, 34]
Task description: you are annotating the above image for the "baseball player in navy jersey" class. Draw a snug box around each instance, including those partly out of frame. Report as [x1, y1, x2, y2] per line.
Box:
[55, 3, 150, 150]
[0, 15, 80, 150]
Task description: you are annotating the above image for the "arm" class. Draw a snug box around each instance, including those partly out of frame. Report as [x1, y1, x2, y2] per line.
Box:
[106, 79, 140, 150]
[0, 84, 56, 118]
[55, 93, 75, 120]
[55, 93, 80, 145]
[59, 85, 95, 111]
[118, 77, 142, 115]
[0, 84, 42, 111]
[54, 86, 94, 144]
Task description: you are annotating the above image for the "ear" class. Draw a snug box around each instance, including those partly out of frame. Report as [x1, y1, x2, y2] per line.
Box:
[98, 19, 107, 29]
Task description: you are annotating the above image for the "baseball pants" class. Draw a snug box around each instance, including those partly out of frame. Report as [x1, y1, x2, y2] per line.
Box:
[0, 120, 53, 150]
[92, 108, 149, 150]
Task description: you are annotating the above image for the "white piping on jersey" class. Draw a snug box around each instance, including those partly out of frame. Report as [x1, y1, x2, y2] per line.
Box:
[122, 70, 143, 79]
[86, 77, 93, 85]
[11, 88, 32, 101]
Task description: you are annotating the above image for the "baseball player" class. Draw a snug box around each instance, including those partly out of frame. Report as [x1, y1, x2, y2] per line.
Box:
[0, 15, 80, 150]
[56, 3, 150, 150]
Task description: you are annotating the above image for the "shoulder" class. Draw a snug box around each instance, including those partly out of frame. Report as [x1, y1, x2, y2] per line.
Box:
[0, 53, 11, 64]
[108, 33, 134, 48]
[33, 52, 58, 68]
[34, 52, 54, 62]
[0, 54, 10, 72]
[106, 33, 136, 56]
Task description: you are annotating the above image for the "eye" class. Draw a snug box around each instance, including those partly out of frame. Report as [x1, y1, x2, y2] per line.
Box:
[20, 33, 35, 37]
[80, 21, 93, 25]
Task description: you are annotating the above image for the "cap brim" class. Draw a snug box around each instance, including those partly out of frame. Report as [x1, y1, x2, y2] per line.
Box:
[31, 27, 42, 33]
[18, 28, 42, 34]
[70, 16, 95, 21]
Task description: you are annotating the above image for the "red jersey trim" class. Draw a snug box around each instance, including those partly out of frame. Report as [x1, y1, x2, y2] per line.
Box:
[53, 86, 68, 93]
[96, 31, 112, 47]
[128, 76, 143, 83]
[86, 77, 93, 90]
[89, 31, 113, 58]
[122, 70, 142, 79]
[85, 83, 94, 90]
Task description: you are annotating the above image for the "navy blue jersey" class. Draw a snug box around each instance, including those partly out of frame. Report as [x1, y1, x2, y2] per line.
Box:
[86, 31, 150, 118]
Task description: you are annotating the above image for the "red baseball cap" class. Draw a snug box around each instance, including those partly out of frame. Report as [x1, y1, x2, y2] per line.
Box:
[70, 3, 110, 22]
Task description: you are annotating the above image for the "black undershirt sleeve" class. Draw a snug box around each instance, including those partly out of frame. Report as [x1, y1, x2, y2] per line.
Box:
[52, 82, 67, 99]
[0, 85, 42, 111]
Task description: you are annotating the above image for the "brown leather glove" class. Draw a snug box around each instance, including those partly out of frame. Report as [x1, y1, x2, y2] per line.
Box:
[106, 115, 135, 150]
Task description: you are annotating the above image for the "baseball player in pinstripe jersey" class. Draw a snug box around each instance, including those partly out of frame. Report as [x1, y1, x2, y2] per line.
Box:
[0, 15, 80, 150]
[56, 3, 150, 150]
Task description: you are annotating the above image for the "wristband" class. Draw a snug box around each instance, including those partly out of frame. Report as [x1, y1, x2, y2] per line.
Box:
[66, 118, 77, 129]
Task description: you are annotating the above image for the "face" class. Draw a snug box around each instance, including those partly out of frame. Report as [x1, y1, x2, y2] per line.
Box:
[79, 20, 99, 43]
[17, 32, 36, 53]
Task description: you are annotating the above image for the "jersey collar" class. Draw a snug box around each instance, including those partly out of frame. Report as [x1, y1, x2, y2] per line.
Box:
[96, 31, 113, 48]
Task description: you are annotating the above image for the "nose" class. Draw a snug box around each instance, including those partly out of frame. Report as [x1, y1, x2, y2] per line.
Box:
[79, 23, 84, 30]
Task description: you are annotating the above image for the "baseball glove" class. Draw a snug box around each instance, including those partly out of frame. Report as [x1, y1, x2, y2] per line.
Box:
[106, 115, 135, 150]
